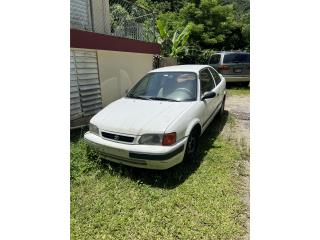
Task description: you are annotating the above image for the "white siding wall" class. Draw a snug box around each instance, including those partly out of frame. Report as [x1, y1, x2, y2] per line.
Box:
[70, 0, 92, 30]
[70, 48, 154, 127]
[96, 49, 154, 107]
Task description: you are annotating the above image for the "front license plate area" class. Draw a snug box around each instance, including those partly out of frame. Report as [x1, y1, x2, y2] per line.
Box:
[97, 145, 127, 157]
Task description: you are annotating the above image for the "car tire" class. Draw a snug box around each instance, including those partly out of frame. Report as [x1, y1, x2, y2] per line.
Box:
[183, 128, 200, 162]
[242, 81, 250, 87]
[219, 96, 226, 117]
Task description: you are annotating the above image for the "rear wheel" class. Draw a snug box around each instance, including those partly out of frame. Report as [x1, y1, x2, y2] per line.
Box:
[183, 129, 200, 162]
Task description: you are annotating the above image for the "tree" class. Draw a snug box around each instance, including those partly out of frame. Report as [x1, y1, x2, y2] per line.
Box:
[136, 0, 250, 61]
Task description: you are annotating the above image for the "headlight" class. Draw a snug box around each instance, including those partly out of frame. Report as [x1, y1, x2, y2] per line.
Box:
[138, 134, 163, 145]
[89, 123, 99, 135]
[138, 132, 176, 145]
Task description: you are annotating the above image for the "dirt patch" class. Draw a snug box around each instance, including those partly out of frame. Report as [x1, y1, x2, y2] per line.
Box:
[223, 93, 250, 240]
[224, 94, 250, 146]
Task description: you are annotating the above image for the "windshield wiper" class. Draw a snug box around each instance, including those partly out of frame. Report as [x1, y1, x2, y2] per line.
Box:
[127, 94, 150, 100]
[148, 97, 179, 102]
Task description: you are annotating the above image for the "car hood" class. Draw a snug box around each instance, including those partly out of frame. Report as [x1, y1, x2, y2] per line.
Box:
[91, 97, 193, 135]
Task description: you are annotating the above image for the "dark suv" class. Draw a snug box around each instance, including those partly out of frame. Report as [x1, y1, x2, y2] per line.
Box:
[207, 51, 250, 86]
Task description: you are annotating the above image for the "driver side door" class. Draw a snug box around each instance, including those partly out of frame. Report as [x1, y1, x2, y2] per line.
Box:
[209, 67, 225, 104]
[199, 68, 219, 127]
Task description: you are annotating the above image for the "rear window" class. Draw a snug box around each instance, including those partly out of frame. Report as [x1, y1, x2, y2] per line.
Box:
[223, 53, 250, 64]
[208, 54, 221, 64]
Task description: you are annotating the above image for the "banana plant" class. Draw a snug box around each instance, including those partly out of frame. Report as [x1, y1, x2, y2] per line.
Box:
[156, 20, 192, 57]
[156, 20, 171, 56]
[170, 23, 192, 57]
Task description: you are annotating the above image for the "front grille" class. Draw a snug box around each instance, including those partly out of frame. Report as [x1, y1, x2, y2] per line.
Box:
[101, 132, 134, 143]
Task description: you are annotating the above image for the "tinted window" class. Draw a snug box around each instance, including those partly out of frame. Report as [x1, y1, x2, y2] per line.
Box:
[209, 54, 221, 64]
[223, 53, 250, 64]
[209, 68, 221, 85]
[200, 69, 215, 94]
[127, 72, 197, 102]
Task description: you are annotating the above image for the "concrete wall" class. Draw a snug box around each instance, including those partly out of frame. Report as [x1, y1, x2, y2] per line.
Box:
[160, 57, 177, 67]
[97, 50, 153, 107]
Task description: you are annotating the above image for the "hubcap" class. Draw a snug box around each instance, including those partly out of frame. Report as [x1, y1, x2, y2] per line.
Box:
[188, 136, 196, 154]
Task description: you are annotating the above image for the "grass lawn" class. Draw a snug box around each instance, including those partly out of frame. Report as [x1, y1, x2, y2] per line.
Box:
[71, 113, 247, 239]
[227, 86, 250, 96]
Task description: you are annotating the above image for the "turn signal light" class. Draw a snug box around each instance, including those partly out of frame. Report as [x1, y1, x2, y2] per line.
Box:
[162, 132, 176, 146]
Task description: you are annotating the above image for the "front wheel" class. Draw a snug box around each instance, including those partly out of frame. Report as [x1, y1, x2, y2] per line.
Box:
[183, 129, 200, 162]
[219, 96, 226, 117]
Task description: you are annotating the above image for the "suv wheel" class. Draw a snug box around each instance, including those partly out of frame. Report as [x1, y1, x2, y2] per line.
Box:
[242, 81, 250, 87]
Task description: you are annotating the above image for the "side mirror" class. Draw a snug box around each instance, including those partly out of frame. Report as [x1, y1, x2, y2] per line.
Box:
[201, 91, 216, 100]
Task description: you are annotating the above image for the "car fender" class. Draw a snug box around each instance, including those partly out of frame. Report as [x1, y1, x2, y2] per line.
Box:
[184, 118, 202, 137]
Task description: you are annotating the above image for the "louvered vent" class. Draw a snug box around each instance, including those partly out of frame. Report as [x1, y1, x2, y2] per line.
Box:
[70, 52, 82, 120]
[70, 49, 102, 120]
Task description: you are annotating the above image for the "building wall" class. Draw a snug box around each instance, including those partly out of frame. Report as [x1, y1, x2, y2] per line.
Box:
[97, 50, 153, 107]
[70, 29, 160, 128]
[91, 0, 111, 34]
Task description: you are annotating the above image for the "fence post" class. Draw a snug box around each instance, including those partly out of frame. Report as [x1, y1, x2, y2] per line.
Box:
[89, 0, 94, 31]
[152, 14, 156, 43]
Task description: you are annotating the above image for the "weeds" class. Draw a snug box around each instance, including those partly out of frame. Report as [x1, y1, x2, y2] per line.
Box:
[70, 112, 248, 239]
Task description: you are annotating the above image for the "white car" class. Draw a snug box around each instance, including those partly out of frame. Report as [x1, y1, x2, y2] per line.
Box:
[84, 65, 226, 170]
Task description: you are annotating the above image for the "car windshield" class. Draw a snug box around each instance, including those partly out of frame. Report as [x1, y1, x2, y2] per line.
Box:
[127, 72, 197, 102]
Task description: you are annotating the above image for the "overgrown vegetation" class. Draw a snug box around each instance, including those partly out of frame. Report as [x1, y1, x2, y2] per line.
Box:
[137, 0, 250, 63]
[156, 20, 192, 57]
[71, 113, 248, 239]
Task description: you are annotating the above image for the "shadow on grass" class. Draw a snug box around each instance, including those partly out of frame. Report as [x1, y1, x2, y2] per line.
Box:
[91, 111, 229, 189]
[226, 82, 250, 89]
[70, 126, 88, 143]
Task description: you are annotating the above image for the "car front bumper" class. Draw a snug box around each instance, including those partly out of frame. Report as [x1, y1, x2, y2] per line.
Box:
[84, 132, 187, 170]
[224, 75, 250, 83]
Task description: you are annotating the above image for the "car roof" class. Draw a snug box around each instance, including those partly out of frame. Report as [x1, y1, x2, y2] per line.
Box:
[149, 64, 210, 73]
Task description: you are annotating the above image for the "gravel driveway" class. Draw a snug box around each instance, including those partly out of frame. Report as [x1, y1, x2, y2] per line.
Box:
[224, 94, 250, 146]
[223, 92, 250, 240]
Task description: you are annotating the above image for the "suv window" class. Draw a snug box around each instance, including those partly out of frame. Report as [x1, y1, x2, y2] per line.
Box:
[209, 54, 220, 64]
[223, 53, 250, 64]
[200, 68, 215, 94]
[209, 68, 221, 86]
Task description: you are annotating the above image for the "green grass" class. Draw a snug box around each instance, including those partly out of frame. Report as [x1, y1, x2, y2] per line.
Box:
[71, 113, 247, 239]
[227, 87, 250, 96]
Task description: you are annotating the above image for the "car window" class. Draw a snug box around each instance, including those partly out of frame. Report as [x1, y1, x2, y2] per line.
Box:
[209, 68, 221, 86]
[200, 68, 215, 94]
[223, 53, 250, 64]
[209, 54, 220, 64]
[127, 72, 197, 102]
